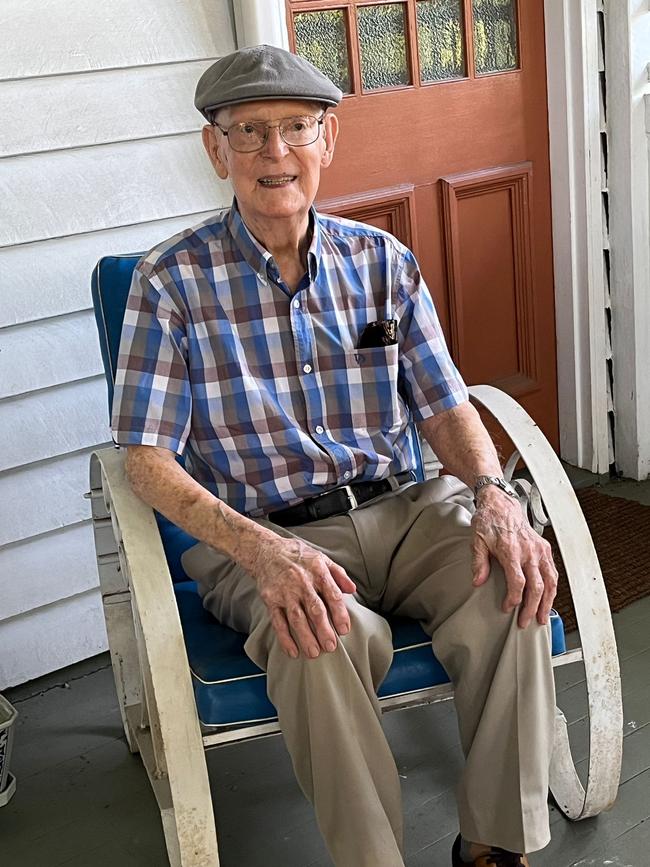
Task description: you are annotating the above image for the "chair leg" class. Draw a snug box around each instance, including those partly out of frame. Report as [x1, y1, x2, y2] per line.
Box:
[90, 453, 142, 752]
[103, 593, 142, 753]
[161, 790, 220, 867]
[128, 691, 220, 866]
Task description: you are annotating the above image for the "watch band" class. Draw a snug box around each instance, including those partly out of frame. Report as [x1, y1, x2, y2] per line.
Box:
[473, 475, 517, 500]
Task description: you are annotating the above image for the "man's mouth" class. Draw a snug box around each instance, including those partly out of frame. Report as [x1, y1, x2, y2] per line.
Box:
[257, 175, 297, 187]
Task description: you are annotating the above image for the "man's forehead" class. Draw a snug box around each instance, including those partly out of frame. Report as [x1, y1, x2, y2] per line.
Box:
[222, 99, 323, 123]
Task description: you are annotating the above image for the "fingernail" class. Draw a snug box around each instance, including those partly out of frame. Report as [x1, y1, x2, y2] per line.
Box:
[326, 640, 336, 652]
[289, 648, 298, 659]
[339, 624, 350, 635]
[309, 647, 320, 658]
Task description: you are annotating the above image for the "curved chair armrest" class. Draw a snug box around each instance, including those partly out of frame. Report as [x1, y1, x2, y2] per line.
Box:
[92, 447, 184, 642]
[91, 447, 217, 859]
[469, 385, 623, 819]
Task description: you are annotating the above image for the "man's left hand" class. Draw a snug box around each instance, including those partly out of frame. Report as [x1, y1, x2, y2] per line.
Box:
[471, 487, 558, 628]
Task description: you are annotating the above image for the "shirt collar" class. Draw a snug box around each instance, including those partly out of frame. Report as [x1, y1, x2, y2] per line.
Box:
[226, 199, 273, 280]
[226, 199, 322, 286]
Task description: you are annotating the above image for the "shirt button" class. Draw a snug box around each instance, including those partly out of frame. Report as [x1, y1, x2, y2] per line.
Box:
[315, 425, 324, 434]
[343, 471, 351, 480]
[303, 363, 312, 374]
[293, 299, 300, 308]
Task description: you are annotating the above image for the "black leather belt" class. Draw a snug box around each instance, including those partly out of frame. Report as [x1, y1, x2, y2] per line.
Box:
[267, 470, 416, 527]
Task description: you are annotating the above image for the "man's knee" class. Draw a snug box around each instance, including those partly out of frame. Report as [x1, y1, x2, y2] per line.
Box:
[257, 599, 393, 692]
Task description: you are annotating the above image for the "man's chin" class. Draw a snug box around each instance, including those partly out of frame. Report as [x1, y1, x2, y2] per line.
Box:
[250, 197, 309, 220]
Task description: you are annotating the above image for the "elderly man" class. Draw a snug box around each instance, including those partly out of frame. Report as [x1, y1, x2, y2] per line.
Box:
[112, 45, 558, 867]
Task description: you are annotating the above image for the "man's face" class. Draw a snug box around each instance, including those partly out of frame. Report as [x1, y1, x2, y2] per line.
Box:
[202, 99, 338, 227]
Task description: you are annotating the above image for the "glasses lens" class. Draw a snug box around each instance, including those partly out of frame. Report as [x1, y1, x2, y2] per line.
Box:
[228, 122, 267, 152]
[280, 116, 319, 147]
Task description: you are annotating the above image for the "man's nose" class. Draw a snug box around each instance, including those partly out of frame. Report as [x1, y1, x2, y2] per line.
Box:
[260, 125, 290, 158]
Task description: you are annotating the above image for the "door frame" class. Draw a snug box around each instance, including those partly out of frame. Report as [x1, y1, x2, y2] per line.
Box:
[543, 0, 609, 473]
[603, 0, 650, 480]
[233, 0, 611, 472]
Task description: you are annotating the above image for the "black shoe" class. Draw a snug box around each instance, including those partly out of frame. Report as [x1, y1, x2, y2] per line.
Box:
[451, 834, 530, 866]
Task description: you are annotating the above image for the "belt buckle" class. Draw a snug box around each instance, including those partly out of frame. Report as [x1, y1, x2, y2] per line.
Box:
[340, 484, 359, 511]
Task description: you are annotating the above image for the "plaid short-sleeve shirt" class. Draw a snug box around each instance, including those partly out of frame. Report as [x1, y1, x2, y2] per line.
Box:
[111, 202, 468, 515]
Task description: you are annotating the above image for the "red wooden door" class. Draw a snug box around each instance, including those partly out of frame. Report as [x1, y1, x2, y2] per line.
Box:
[287, 0, 559, 449]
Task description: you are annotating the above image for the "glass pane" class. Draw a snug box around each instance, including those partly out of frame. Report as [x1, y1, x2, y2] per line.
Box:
[293, 10, 352, 94]
[416, 0, 466, 82]
[472, 0, 519, 74]
[357, 3, 410, 91]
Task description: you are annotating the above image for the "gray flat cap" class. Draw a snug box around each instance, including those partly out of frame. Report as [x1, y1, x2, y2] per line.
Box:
[194, 44, 342, 120]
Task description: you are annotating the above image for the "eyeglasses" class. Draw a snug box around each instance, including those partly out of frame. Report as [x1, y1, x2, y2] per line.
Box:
[213, 113, 326, 153]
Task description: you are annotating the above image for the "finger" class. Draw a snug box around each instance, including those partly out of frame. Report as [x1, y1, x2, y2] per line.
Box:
[327, 560, 357, 594]
[471, 536, 491, 586]
[517, 564, 545, 628]
[285, 603, 322, 659]
[304, 591, 339, 653]
[501, 561, 526, 613]
[537, 556, 559, 625]
[320, 578, 352, 636]
[269, 607, 300, 659]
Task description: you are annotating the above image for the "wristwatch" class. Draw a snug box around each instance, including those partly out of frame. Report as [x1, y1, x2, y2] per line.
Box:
[473, 475, 518, 501]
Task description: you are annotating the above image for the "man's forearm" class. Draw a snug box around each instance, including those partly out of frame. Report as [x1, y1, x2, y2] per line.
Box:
[125, 445, 279, 572]
[418, 401, 502, 490]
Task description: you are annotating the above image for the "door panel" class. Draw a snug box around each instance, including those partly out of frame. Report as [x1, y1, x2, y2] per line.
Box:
[441, 163, 538, 396]
[319, 185, 418, 253]
[287, 0, 559, 449]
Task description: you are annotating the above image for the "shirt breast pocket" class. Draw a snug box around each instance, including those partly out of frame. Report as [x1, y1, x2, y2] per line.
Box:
[343, 343, 402, 434]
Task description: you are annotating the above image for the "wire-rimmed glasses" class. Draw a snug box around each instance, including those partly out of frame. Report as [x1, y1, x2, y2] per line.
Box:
[213, 113, 326, 153]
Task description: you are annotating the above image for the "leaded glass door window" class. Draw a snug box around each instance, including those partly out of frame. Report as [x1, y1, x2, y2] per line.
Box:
[287, 0, 519, 95]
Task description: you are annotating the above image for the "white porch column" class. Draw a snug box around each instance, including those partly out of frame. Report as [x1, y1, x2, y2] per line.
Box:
[544, 0, 610, 473]
[232, 0, 289, 50]
[605, 1, 650, 480]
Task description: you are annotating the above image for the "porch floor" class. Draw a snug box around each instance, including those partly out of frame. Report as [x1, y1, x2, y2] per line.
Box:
[2, 475, 650, 867]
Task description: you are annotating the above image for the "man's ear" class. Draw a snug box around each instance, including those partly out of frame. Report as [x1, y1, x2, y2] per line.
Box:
[320, 113, 339, 169]
[202, 124, 229, 180]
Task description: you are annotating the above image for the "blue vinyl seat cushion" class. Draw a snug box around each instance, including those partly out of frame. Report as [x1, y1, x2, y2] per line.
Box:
[174, 579, 567, 728]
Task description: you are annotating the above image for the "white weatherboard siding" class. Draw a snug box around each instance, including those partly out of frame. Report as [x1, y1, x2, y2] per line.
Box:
[0, 211, 216, 327]
[1, 0, 234, 78]
[1, 61, 214, 157]
[0, 523, 99, 622]
[0, 0, 236, 688]
[1, 135, 229, 247]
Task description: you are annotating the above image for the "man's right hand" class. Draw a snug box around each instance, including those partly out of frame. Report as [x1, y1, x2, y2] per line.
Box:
[246, 535, 357, 660]
[124, 446, 356, 659]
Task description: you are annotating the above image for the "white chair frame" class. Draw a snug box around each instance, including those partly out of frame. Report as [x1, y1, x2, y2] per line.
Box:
[89, 385, 623, 866]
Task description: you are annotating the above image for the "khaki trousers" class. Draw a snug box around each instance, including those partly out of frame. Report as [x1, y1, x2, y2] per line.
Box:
[181, 476, 555, 866]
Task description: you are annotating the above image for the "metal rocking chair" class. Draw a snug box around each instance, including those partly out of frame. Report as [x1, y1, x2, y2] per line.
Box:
[89, 254, 623, 866]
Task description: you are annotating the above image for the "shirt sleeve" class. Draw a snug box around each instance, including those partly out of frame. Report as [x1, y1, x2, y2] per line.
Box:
[110, 265, 192, 454]
[395, 248, 469, 420]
